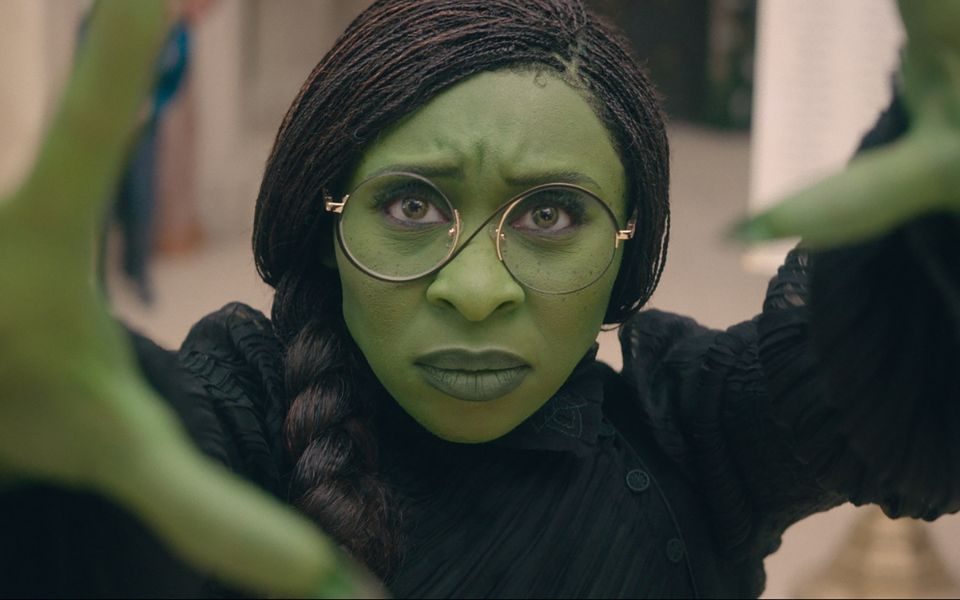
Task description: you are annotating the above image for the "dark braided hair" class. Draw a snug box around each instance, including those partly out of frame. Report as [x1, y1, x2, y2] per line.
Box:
[252, 0, 670, 579]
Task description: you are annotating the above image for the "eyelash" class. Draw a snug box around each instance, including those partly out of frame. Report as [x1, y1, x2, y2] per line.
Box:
[371, 182, 440, 210]
[515, 194, 587, 226]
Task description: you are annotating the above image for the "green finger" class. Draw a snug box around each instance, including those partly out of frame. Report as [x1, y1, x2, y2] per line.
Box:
[93, 374, 348, 597]
[9, 0, 167, 244]
[731, 132, 960, 248]
[95, 373, 356, 598]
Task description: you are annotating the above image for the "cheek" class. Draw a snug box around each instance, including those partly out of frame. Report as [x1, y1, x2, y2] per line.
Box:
[336, 241, 418, 354]
[528, 253, 622, 346]
[532, 295, 599, 336]
[339, 272, 435, 406]
[340, 272, 423, 346]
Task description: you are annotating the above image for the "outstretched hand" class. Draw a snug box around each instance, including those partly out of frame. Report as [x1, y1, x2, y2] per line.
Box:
[0, 2, 364, 597]
[734, 0, 960, 247]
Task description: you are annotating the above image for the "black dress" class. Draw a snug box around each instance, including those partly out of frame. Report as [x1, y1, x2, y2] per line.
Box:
[2, 100, 958, 598]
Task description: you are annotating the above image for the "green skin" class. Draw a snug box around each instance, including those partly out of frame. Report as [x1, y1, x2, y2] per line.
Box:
[338, 70, 627, 443]
[0, 0, 956, 597]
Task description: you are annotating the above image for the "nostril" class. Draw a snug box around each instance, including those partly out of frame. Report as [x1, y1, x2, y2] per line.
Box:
[425, 258, 525, 322]
[434, 296, 457, 313]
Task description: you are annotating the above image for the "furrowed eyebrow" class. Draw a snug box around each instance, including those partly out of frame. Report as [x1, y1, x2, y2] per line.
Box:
[365, 163, 464, 180]
[364, 165, 599, 191]
[503, 170, 601, 190]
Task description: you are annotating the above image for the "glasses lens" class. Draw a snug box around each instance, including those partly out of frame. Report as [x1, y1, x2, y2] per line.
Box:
[498, 186, 620, 293]
[338, 173, 457, 280]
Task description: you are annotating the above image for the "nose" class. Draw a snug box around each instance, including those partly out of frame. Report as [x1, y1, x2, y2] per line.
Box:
[425, 231, 525, 322]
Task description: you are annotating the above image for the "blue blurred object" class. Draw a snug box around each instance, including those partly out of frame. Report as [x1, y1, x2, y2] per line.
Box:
[115, 20, 190, 303]
[79, 14, 190, 302]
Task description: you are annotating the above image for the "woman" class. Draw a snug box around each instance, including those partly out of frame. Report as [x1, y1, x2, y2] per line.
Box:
[1, 0, 957, 597]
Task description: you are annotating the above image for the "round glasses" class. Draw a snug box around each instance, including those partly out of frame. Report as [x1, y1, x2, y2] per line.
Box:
[324, 172, 635, 294]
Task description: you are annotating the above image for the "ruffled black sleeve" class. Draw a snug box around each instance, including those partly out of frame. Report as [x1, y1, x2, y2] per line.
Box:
[775, 211, 960, 520]
[619, 96, 960, 566]
[176, 302, 290, 498]
[761, 95, 960, 522]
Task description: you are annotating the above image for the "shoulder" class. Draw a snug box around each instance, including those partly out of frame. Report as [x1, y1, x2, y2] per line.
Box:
[178, 301, 286, 405]
[617, 309, 713, 386]
[618, 308, 758, 396]
[131, 302, 288, 497]
[609, 309, 761, 463]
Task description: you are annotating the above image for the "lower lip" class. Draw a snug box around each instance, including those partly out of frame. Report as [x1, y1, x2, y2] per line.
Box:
[416, 364, 530, 402]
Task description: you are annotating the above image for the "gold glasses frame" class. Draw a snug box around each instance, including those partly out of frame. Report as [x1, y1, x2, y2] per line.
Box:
[323, 171, 636, 294]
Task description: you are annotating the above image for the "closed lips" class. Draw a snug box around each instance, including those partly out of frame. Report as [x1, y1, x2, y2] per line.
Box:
[415, 349, 531, 402]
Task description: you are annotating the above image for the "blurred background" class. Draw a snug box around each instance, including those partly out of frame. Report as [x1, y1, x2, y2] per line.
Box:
[0, 0, 957, 597]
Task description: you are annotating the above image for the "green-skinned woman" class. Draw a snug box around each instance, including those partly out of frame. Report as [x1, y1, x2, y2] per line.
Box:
[0, 0, 957, 597]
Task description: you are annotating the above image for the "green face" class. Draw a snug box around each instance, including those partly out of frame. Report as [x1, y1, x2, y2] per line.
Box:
[336, 70, 628, 443]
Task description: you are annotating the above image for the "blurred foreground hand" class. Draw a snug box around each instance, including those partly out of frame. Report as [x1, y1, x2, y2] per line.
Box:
[735, 0, 960, 247]
[0, 2, 364, 597]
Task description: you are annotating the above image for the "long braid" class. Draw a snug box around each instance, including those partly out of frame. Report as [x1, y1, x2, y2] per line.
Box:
[273, 268, 402, 578]
[254, 0, 672, 578]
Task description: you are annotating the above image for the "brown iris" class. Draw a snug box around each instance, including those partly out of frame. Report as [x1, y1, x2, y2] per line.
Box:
[401, 197, 429, 219]
[531, 206, 558, 229]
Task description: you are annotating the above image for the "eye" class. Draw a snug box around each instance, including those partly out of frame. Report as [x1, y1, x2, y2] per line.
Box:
[507, 187, 592, 235]
[510, 202, 575, 233]
[383, 195, 449, 226]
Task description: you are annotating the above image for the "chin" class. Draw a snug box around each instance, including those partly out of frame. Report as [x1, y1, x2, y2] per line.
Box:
[435, 429, 503, 445]
[417, 408, 521, 445]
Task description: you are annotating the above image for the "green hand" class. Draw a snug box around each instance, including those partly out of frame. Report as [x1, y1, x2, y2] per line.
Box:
[734, 0, 960, 247]
[0, 2, 367, 596]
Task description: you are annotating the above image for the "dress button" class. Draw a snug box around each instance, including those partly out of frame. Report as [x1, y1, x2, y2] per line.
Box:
[599, 421, 615, 437]
[625, 469, 650, 492]
[666, 538, 685, 563]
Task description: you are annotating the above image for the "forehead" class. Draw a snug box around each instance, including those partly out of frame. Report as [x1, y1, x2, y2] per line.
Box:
[348, 70, 627, 211]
